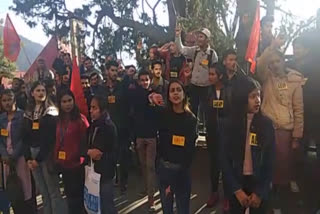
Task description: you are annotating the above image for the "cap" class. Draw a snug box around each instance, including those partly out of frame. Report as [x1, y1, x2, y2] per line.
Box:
[197, 28, 211, 38]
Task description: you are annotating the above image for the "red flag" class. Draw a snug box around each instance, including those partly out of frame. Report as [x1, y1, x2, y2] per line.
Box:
[24, 37, 58, 81]
[3, 14, 21, 62]
[245, 1, 260, 73]
[71, 57, 88, 117]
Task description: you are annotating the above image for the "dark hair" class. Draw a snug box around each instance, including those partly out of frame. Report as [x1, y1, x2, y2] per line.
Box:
[57, 90, 81, 121]
[81, 75, 89, 80]
[64, 53, 71, 58]
[26, 81, 55, 113]
[12, 77, 20, 82]
[166, 80, 194, 116]
[44, 79, 55, 88]
[105, 60, 119, 70]
[209, 63, 224, 77]
[91, 95, 108, 113]
[138, 70, 151, 79]
[125, 65, 136, 70]
[261, 16, 274, 27]
[85, 56, 92, 62]
[222, 49, 237, 61]
[89, 72, 99, 80]
[151, 60, 162, 70]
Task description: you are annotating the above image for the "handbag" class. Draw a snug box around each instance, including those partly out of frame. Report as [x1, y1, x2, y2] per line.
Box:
[5, 161, 25, 202]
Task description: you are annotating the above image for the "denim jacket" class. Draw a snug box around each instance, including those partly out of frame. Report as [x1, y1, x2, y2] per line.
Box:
[0, 110, 24, 160]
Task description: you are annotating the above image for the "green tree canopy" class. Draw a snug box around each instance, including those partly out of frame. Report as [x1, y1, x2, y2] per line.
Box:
[0, 38, 16, 78]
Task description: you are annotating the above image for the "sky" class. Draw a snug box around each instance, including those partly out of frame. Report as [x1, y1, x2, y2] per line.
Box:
[0, 0, 319, 56]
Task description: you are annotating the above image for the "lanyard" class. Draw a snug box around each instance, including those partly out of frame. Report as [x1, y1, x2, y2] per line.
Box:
[59, 121, 69, 149]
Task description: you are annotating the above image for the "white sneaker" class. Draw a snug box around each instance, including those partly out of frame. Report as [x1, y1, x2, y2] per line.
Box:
[273, 209, 282, 214]
[290, 181, 300, 193]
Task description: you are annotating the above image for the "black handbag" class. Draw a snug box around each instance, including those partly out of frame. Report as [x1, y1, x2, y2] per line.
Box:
[5, 161, 25, 202]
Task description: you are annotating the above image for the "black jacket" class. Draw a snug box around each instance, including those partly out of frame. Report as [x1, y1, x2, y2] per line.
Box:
[87, 113, 117, 181]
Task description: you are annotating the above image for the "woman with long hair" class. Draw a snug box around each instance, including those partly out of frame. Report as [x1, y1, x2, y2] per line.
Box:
[149, 80, 197, 214]
[0, 89, 36, 214]
[221, 77, 275, 213]
[55, 90, 89, 214]
[23, 81, 67, 214]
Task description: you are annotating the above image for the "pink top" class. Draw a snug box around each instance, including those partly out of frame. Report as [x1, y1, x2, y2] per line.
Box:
[243, 113, 254, 175]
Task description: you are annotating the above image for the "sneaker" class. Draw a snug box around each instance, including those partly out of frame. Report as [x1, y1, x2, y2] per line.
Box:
[290, 181, 300, 193]
[273, 208, 282, 214]
[206, 192, 219, 208]
[148, 197, 156, 212]
[223, 199, 230, 213]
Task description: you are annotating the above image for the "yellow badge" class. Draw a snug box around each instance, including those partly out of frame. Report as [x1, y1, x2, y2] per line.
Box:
[170, 72, 178, 78]
[277, 82, 288, 90]
[213, 100, 224, 109]
[172, 135, 185, 147]
[108, 96, 116, 104]
[58, 151, 66, 160]
[249, 133, 258, 146]
[0, 129, 8, 137]
[32, 122, 40, 130]
[201, 59, 209, 66]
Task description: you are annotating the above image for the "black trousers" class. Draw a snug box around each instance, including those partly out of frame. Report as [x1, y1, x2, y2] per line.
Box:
[207, 132, 220, 193]
[62, 166, 85, 214]
[188, 84, 209, 119]
[229, 176, 267, 214]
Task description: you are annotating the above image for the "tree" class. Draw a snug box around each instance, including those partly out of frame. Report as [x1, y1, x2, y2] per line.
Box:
[0, 38, 16, 79]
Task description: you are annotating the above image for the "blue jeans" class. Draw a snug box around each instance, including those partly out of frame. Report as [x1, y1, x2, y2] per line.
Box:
[158, 162, 191, 214]
[100, 179, 117, 214]
[30, 147, 67, 214]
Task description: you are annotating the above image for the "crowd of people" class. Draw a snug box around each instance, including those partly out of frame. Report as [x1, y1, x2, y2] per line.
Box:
[0, 15, 319, 214]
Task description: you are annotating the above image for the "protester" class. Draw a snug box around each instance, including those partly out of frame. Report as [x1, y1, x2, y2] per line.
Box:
[104, 60, 131, 193]
[175, 26, 218, 120]
[0, 89, 36, 214]
[150, 61, 169, 102]
[259, 16, 275, 55]
[33, 58, 55, 82]
[129, 70, 157, 211]
[256, 37, 304, 212]
[136, 41, 161, 73]
[23, 81, 67, 214]
[13, 79, 28, 111]
[158, 42, 190, 83]
[84, 57, 99, 76]
[89, 72, 105, 97]
[221, 77, 275, 214]
[87, 95, 118, 214]
[149, 80, 197, 214]
[205, 63, 227, 209]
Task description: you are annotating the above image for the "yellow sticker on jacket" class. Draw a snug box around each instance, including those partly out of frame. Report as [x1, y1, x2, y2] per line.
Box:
[249, 133, 258, 146]
[108, 96, 116, 104]
[277, 82, 288, 90]
[172, 135, 185, 147]
[0, 129, 8, 137]
[170, 72, 178, 78]
[201, 59, 209, 66]
[213, 100, 224, 108]
[32, 122, 40, 130]
[58, 151, 66, 160]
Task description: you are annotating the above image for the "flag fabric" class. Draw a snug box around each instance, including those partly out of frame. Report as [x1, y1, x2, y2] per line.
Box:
[24, 37, 58, 81]
[245, 1, 260, 73]
[3, 14, 21, 62]
[71, 57, 89, 117]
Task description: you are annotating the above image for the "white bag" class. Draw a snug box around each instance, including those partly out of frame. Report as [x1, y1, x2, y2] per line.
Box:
[84, 161, 101, 214]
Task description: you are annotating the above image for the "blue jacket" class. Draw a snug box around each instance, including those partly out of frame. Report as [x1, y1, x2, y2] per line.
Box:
[0, 110, 24, 160]
[220, 112, 275, 200]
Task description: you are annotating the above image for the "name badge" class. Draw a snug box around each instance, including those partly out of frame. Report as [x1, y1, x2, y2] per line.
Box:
[213, 100, 224, 108]
[32, 122, 40, 130]
[58, 151, 66, 160]
[249, 133, 258, 146]
[0, 129, 8, 137]
[172, 135, 185, 147]
[108, 96, 116, 104]
[201, 59, 209, 66]
[170, 72, 178, 78]
[277, 82, 288, 90]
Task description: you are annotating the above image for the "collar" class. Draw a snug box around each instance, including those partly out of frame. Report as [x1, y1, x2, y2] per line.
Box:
[196, 45, 211, 54]
[151, 76, 164, 86]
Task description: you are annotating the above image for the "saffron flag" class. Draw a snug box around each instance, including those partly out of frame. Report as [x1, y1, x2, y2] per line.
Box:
[245, 1, 260, 73]
[3, 14, 21, 62]
[24, 37, 58, 81]
[71, 57, 88, 117]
